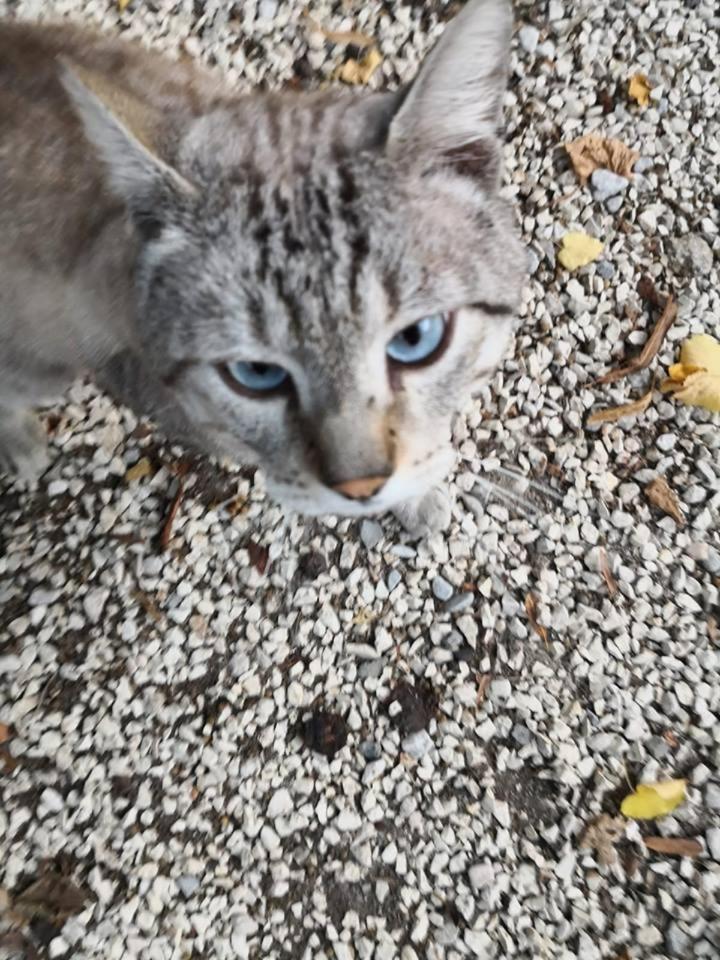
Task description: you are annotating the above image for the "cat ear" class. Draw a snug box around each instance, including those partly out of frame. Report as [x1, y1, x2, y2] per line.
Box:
[386, 0, 512, 187]
[59, 60, 196, 237]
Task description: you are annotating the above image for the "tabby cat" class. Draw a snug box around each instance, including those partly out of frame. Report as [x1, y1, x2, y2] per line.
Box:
[0, 0, 524, 534]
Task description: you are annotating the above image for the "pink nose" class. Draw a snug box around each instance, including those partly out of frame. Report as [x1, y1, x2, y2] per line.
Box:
[332, 475, 388, 501]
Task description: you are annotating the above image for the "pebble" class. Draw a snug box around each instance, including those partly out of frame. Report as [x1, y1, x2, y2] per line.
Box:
[401, 729, 433, 759]
[590, 169, 630, 202]
[670, 234, 714, 276]
[518, 25, 540, 54]
[706, 828, 720, 861]
[431, 575, 454, 602]
[468, 863, 495, 892]
[360, 520, 383, 551]
[705, 784, 720, 811]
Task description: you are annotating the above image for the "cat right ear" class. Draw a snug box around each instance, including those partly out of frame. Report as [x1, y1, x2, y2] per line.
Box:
[385, 0, 512, 188]
[59, 59, 196, 238]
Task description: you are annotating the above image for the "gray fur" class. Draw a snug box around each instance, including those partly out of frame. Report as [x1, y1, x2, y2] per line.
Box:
[0, 0, 524, 532]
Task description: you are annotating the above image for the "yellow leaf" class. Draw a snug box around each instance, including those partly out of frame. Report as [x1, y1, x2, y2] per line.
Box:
[118, 0, 132, 10]
[628, 73, 651, 107]
[661, 333, 720, 413]
[558, 232, 604, 271]
[336, 47, 382, 86]
[124, 457, 153, 483]
[620, 779, 686, 820]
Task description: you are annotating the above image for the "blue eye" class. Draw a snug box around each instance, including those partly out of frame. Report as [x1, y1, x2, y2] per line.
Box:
[386, 314, 448, 365]
[224, 361, 289, 394]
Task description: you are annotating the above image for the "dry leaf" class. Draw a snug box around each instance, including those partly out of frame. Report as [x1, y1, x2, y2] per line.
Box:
[12, 871, 88, 925]
[247, 539, 270, 575]
[598, 548, 618, 597]
[586, 383, 654, 426]
[558, 232, 603, 271]
[476, 673, 492, 704]
[580, 814, 626, 866]
[620, 778, 686, 820]
[643, 836, 702, 858]
[336, 47, 382, 85]
[118, 0, 132, 10]
[304, 13, 375, 48]
[662, 729, 679, 749]
[596, 294, 678, 385]
[0, 723, 10, 744]
[159, 478, 185, 550]
[661, 333, 720, 413]
[645, 476, 685, 526]
[124, 457, 153, 483]
[564, 134, 639, 185]
[628, 73, 651, 107]
[524, 593, 548, 645]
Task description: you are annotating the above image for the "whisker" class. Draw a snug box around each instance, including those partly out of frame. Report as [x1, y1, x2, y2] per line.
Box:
[471, 478, 539, 518]
[483, 464, 564, 503]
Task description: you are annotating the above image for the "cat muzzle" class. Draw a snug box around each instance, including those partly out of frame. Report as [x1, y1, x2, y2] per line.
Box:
[332, 475, 389, 501]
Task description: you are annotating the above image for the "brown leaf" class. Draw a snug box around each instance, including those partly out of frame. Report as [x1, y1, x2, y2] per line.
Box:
[476, 673, 492, 705]
[524, 593, 548, 646]
[0, 723, 10, 744]
[124, 457, 153, 483]
[586, 383, 654, 426]
[301, 710, 348, 758]
[13, 872, 88, 924]
[580, 814, 626, 866]
[599, 549, 618, 597]
[662, 729, 679, 749]
[131, 589, 163, 623]
[643, 836, 702, 858]
[159, 477, 186, 550]
[709, 617, 719, 644]
[564, 134, 639, 186]
[247, 540, 270, 575]
[645, 476, 685, 526]
[595, 294, 678, 385]
[637, 275, 663, 308]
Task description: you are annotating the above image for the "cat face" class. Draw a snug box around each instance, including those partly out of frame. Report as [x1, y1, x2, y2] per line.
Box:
[64, 0, 524, 517]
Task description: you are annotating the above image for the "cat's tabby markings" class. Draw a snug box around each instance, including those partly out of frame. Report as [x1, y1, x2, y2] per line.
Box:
[0, 0, 524, 535]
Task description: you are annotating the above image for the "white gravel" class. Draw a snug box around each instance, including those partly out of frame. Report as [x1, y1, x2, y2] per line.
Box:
[1, 1, 720, 959]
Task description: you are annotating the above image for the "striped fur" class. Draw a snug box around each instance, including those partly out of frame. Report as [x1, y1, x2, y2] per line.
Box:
[0, 0, 524, 527]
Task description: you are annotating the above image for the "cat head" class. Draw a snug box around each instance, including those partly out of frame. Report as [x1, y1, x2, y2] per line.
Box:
[63, 0, 525, 518]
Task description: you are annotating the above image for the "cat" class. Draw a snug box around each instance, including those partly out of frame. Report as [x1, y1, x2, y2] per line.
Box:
[0, 0, 524, 536]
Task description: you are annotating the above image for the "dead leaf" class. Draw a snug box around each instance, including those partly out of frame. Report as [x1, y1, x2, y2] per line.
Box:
[662, 729, 679, 749]
[131, 589, 163, 623]
[621, 778, 686, 819]
[580, 814, 626, 866]
[637, 274, 663, 308]
[336, 47, 382, 85]
[661, 333, 720, 413]
[564, 134, 639, 185]
[476, 673, 492, 705]
[709, 617, 719, 644]
[0, 723, 10, 744]
[628, 73, 651, 107]
[587, 383, 654, 426]
[13, 871, 88, 925]
[595, 294, 678, 385]
[558, 232, 604, 270]
[524, 593, 548, 646]
[644, 476, 685, 526]
[124, 457, 153, 483]
[247, 540, 270, 575]
[598, 549, 618, 597]
[159, 477, 186, 550]
[0, 933, 41, 960]
[643, 836, 702, 857]
[118, 0, 132, 10]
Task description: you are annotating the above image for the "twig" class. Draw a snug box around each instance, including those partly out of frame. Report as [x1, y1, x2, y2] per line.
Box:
[159, 477, 186, 550]
[595, 293, 678, 385]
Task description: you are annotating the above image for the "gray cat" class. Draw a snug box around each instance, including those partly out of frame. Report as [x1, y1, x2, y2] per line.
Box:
[0, 0, 524, 535]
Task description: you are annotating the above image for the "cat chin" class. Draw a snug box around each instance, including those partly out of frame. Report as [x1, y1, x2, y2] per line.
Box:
[266, 450, 456, 520]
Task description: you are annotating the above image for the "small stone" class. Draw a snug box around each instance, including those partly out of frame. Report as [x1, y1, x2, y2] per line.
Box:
[335, 809, 362, 832]
[670, 234, 714, 276]
[605, 195, 624, 213]
[360, 520, 383, 550]
[489, 679, 512, 702]
[49, 937, 70, 958]
[359, 740, 382, 761]
[666, 923, 691, 955]
[590, 169, 630, 202]
[176, 875, 201, 898]
[83, 588, 109, 624]
[706, 827, 720, 861]
[432, 575, 454, 602]
[40, 788, 64, 813]
[596, 261, 615, 279]
[705, 783, 720, 811]
[638, 209, 657, 233]
[518, 25, 540, 54]
[634, 157, 654, 174]
[267, 788, 293, 819]
[401, 729, 433, 759]
[468, 863, 494, 891]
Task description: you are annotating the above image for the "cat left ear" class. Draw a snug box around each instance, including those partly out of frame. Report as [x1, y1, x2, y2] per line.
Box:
[385, 0, 512, 188]
[60, 60, 196, 237]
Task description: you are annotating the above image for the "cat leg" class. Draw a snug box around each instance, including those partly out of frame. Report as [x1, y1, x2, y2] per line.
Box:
[0, 404, 51, 481]
[393, 486, 452, 538]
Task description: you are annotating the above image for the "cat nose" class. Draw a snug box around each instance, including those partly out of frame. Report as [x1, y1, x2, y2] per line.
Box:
[332, 475, 389, 501]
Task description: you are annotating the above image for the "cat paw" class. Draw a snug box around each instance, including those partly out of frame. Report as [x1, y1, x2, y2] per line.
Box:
[393, 486, 452, 538]
[0, 411, 52, 483]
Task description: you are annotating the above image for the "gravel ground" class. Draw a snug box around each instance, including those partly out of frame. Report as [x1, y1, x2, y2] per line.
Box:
[1, 1, 719, 958]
